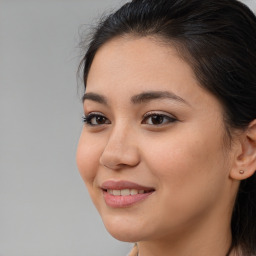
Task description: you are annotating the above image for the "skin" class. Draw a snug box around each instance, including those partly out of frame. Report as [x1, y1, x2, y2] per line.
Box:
[76, 36, 256, 256]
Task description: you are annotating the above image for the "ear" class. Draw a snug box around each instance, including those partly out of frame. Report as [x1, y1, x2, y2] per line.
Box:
[230, 120, 256, 180]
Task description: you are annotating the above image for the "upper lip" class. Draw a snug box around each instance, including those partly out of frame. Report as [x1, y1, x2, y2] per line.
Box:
[101, 180, 155, 191]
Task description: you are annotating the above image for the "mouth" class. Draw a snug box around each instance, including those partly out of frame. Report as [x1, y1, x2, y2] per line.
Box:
[104, 188, 153, 196]
[101, 180, 155, 208]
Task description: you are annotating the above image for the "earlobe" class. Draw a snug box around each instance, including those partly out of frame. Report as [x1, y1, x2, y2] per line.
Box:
[230, 120, 256, 181]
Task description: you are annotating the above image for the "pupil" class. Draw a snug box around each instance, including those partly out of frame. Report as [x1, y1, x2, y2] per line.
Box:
[152, 115, 163, 124]
[97, 116, 105, 124]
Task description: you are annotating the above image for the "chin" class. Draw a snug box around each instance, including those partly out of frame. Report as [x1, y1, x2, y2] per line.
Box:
[106, 227, 143, 242]
[102, 215, 148, 242]
[108, 231, 139, 242]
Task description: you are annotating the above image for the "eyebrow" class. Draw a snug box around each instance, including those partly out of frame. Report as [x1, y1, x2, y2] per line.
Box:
[82, 92, 108, 105]
[131, 91, 189, 105]
[82, 90, 189, 106]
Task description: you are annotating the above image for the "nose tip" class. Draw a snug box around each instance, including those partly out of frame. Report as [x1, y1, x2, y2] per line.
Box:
[100, 152, 139, 170]
[99, 138, 140, 170]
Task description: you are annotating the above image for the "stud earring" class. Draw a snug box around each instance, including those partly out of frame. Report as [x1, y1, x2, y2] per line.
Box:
[239, 170, 245, 174]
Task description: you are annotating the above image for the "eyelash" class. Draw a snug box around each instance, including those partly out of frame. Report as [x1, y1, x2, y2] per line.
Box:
[82, 112, 177, 126]
[142, 112, 177, 126]
[82, 113, 110, 126]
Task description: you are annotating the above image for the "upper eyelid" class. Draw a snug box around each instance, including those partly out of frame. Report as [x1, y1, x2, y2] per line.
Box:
[84, 111, 106, 116]
[143, 111, 177, 119]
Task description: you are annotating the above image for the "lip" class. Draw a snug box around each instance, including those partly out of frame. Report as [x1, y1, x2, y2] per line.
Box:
[101, 180, 154, 191]
[101, 180, 155, 208]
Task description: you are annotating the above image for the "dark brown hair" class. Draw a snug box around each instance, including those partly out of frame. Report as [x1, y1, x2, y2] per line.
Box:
[79, 0, 256, 254]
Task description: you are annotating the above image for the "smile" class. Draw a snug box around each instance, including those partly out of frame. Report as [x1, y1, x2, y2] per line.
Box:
[107, 189, 146, 196]
[101, 180, 155, 208]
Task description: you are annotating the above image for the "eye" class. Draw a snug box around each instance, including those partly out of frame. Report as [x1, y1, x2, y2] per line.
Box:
[82, 113, 111, 126]
[142, 112, 177, 126]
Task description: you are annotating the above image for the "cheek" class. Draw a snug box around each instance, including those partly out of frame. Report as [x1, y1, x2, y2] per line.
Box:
[144, 124, 226, 176]
[142, 128, 227, 202]
[139, 131, 229, 232]
[76, 132, 102, 187]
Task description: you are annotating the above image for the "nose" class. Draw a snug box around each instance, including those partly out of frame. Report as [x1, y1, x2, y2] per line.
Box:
[99, 125, 140, 170]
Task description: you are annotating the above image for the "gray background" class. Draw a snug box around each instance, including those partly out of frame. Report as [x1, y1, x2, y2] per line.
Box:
[1, 1, 255, 255]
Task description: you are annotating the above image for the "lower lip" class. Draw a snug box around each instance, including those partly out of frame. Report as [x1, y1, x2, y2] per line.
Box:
[103, 191, 154, 208]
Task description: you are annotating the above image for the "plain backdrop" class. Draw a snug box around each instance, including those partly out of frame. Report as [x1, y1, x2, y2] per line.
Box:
[0, 1, 255, 256]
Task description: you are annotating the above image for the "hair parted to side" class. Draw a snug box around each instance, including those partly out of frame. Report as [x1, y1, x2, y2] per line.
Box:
[79, 0, 256, 254]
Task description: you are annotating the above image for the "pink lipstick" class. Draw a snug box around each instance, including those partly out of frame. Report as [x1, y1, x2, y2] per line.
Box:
[101, 180, 155, 208]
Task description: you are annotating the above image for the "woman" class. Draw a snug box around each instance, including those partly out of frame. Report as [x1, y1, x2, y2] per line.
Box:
[76, 0, 256, 255]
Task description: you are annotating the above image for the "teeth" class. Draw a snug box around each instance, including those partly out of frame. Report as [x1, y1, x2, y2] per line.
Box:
[106, 189, 146, 196]
[107, 189, 113, 195]
[113, 190, 121, 196]
[130, 189, 138, 195]
[120, 189, 130, 196]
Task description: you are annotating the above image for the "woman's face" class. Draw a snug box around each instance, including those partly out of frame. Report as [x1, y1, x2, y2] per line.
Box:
[77, 36, 236, 242]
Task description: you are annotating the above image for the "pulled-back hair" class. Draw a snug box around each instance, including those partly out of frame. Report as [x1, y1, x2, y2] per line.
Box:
[79, 0, 256, 254]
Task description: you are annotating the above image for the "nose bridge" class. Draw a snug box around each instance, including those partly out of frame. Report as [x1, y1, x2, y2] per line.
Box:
[109, 120, 129, 148]
[100, 120, 140, 169]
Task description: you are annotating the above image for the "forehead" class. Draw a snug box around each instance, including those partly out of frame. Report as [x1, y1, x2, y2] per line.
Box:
[87, 37, 196, 93]
[86, 36, 221, 113]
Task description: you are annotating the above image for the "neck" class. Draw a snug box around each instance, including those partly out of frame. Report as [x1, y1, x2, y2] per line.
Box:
[138, 233, 232, 256]
[137, 210, 233, 256]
